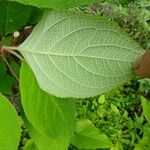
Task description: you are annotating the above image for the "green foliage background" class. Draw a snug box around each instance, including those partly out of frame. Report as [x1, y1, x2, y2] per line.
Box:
[0, 0, 150, 150]
[73, 1, 150, 149]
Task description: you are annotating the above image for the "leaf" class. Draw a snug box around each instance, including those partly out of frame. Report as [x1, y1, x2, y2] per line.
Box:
[23, 140, 38, 150]
[71, 119, 112, 149]
[28, 7, 43, 24]
[141, 96, 150, 124]
[10, 60, 21, 77]
[22, 114, 70, 150]
[134, 132, 150, 150]
[0, 0, 32, 36]
[0, 93, 21, 150]
[18, 10, 145, 98]
[20, 61, 76, 138]
[28, 121, 70, 150]
[9, 0, 99, 9]
[0, 59, 16, 95]
[107, 0, 132, 4]
[20, 62, 73, 149]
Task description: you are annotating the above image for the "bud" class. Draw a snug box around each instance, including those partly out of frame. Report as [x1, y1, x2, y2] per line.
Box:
[13, 31, 20, 39]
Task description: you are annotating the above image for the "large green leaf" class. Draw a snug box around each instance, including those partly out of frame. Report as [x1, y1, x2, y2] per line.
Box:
[20, 61, 76, 138]
[18, 10, 145, 98]
[0, 0, 32, 36]
[22, 112, 70, 150]
[71, 119, 112, 149]
[28, 121, 70, 150]
[9, 0, 99, 9]
[0, 93, 21, 150]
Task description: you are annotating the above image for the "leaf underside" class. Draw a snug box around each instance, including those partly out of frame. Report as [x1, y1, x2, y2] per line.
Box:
[18, 10, 145, 98]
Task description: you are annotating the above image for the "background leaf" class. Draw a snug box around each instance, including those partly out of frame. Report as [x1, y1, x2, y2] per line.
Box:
[9, 0, 99, 9]
[134, 132, 150, 150]
[0, 0, 32, 36]
[20, 61, 76, 138]
[141, 96, 150, 124]
[107, 0, 132, 4]
[0, 59, 16, 95]
[28, 8, 43, 25]
[18, 10, 145, 98]
[0, 93, 21, 150]
[23, 140, 38, 150]
[71, 119, 112, 149]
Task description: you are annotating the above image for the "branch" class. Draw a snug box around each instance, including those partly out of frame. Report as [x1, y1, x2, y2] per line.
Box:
[3, 58, 19, 81]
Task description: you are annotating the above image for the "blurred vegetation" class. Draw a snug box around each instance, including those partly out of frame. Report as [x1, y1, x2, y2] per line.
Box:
[1, 0, 150, 149]
[73, 0, 150, 149]
[77, 0, 150, 49]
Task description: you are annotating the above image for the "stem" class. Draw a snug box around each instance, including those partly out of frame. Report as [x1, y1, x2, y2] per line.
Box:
[3, 58, 19, 81]
[1, 46, 24, 60]
[7, 49, 24, 60]
[2, 46, 19, 51]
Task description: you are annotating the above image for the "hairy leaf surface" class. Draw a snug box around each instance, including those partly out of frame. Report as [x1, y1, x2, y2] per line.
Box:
[0, 93, 21, 150]
[20, 62, 76, 137]
[0, 0, 32, 35]
[9, 0, 99, 9]
[18, 10, 145, 98]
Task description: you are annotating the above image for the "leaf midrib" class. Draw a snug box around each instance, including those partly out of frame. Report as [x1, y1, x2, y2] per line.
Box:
[19, 45, 140, 63]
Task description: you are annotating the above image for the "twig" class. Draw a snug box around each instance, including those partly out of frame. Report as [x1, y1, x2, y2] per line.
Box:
[1, 46, 24, 60]
[7, 49, 24, 60]
[3, 58, 19, 81]
[2, 46, 19, 51]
